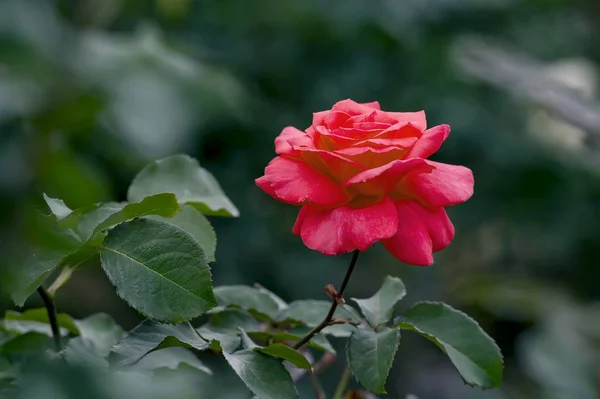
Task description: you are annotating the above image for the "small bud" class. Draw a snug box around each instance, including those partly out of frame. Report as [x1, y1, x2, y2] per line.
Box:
[324, 284, 338, 299]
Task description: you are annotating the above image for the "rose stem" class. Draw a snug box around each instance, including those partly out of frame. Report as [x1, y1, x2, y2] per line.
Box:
[37, 286, 62, 352]
[308, 369, 325, 399]
[293, 250, 360, 350]
[332, 367, 352, 399]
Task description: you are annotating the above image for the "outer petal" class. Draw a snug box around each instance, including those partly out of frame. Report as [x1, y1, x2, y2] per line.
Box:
[387, 111, 427, 131]
[292, 206, 309, 235]
[275, 127, 314, 156]
[295, 197, 398, 255]
[332, 99, 381, 115]
[312, 110, 331, 127]
[404, 124, 450, 159]
[404, 161, 474, 207]
[344, 159, 433, 197]
[256, 156, 349, 206]
[406, 202, 455, 252]
[361, 101, 381, 110]
[381, 201, 433, 266]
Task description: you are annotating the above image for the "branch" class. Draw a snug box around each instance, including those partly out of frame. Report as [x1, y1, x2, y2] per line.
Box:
[293, 250, 360, 350]
[37, 286, 62, 352]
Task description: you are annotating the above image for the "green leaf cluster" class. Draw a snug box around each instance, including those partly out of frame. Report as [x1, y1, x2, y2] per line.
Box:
[1, 154, 503, 399]
[10, 155, 233, 323]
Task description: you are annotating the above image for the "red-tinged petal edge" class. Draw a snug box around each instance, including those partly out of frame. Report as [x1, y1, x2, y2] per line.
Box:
[275, 126, 313, 155]
[295, 197, 398, 255]
[405, 124, 450, 159]
[406, 202, 455, 252]
[405, 161, 474, 207]
[387, 111, 427, 131]
[332, 99, 381, 116]
[381, 201, 434, 266]
[361, 101, 381, 110]
[256, 156, 349, 207]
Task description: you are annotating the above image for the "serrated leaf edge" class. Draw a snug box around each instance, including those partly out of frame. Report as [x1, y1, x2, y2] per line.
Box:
[395, 301, 504, 389]
[346, 327, 401, 394]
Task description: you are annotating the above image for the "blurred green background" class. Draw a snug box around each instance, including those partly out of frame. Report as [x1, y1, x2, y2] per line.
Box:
[2, 0, 600, 398]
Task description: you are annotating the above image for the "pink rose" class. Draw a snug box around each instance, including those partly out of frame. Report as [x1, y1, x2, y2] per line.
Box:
[256, 99, 473, 266]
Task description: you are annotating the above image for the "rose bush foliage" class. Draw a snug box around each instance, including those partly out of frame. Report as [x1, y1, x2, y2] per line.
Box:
[2, 104, 500, 398]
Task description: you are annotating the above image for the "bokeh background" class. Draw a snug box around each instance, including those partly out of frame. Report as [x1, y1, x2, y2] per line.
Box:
[2, 0, 600, 398]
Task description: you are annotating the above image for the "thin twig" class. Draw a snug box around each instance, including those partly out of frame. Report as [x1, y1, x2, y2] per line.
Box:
[293, 250, 360, 350]
[333, 367, 352, 399]
[47, 266, 75, 297]
[308, 369, 325, 399]
[37, 286, 61, 352]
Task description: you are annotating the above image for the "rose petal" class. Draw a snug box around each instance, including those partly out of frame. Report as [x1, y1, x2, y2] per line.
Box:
[324, 111, 352, 128]
[292, 206, 309, 235]
[405, 124, 450, 159]
[335, 146, 408, 169]
[381, 201, 434, 266]
[256, 156, 349, 206]
[296, 148, 364, 182]
[332, 99, 381, 115]
[361, 101, 381, 110]
[275, 127, 313, 156]
[333, 126, 381, 139]
[295, 197, 398, 255]
[404, 161, 474, 207]
[312, 110, 330, 127]
[352, 122, 391, 131]
[342, 111, 377, 126]
[344, 159, 434, 196]
[355, 137, 419, 149]
[387, 111, 427, 131]
[313, 125, 356, 150]
[406, 202, 455, 252]
[374, 122, 423, 139]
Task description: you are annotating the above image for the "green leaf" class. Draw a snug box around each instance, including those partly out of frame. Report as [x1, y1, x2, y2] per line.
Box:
[64, 337, 109, 369]
[286, 329, 336, 354]
[248, 329, 336, 354]
[197, 309, 260, 353]
[77, 202, 126, 241]
[224, 350, 298, 399]
[110, 319, 209, 367]
[255, 285, 288, 313]
[93, 193, 180, 235]
[99, 218, 217, 323]
[215, 285, 283, 319]
[148, 205, 217, 262]
[10, 251, 65, 307]
[130, 347, 212, 374]
[43, 194, 72, 219]
[127, 154, 239, 217]
[256, 344, 311, 369]
[352, 276, 406, 328]
[3, 309, 78, 335]
[395, 302, 503, 388]
[238, 329, 259, 350]
[347, 326, 400, 394]
[0, 333, 52, 355]
[277, 300, 359, 337]
[74, 313, 124, 357]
